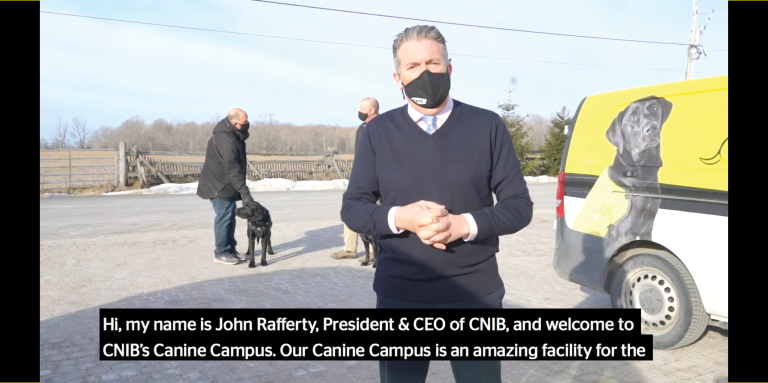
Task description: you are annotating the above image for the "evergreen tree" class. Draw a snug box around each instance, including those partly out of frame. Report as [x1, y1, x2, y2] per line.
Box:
[497, 90, 533, 175]
[542, 104, 571, 176]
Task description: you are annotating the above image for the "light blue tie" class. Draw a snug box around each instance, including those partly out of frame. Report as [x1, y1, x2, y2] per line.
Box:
[422, 115, 436, 135]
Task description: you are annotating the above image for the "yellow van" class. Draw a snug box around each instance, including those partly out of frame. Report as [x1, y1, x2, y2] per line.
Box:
[553, 75, 727, 349]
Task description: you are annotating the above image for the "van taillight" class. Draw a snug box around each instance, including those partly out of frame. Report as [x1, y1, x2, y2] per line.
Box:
[556, 171, 565, 218]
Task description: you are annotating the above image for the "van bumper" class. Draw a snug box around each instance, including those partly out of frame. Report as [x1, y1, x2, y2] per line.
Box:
[553, 216, 612, 294]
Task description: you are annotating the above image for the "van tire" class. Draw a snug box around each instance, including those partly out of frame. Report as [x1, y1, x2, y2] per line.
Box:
[609, 249, 709, 350]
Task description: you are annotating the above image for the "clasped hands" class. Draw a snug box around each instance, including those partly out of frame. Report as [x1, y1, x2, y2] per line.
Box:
[394, 200, 469, 250]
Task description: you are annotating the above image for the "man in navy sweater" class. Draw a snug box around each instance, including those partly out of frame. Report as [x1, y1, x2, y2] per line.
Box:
[341, 25, 533, 383]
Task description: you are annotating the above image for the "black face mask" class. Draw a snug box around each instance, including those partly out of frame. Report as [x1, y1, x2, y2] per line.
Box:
[238, 122, 250, 132]
[358, 111, 368, 121]
[402, 70, 450, 109]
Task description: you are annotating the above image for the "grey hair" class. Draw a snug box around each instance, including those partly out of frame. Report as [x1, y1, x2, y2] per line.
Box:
[392, 25, 449, 74]
[227, 110, 242, 124]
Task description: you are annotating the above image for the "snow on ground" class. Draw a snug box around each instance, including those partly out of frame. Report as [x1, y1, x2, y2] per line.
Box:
[39, 193, 74, 198]
[524, 175, 558, 183]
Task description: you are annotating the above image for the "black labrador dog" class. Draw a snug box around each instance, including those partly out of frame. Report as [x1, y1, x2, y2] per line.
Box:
[360, 233, 378, 268]
[604, 96, 673, 244]
[235, 201, 274, 268]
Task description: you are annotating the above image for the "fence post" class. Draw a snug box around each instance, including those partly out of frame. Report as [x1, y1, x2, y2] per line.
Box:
[114, 150, 118, 188]
[137, 153, 170, 183]
[330, 152, 342, 180]
[68, 150, 72, 190]
[118, 142, 127, 187]
[247, 160, 263, 181]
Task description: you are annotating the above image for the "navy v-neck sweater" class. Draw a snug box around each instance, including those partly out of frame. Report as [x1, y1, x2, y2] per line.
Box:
[341, 99, 534, 302]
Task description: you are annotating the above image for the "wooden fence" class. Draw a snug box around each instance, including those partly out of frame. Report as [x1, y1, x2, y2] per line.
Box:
[40, 149, 117, 191]
[120, 142, 353, 188]
[40, 143, 544, 191]
[127, 150, 353, 188]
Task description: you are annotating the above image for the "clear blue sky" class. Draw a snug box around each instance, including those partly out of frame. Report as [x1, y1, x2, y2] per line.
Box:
[40, 0, 728, 139]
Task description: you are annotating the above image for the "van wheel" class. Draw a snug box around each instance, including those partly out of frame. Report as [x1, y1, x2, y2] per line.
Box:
[609, 249, 709, 350]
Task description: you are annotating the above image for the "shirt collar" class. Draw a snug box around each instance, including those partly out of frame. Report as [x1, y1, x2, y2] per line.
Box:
[407, 97, 454, 123]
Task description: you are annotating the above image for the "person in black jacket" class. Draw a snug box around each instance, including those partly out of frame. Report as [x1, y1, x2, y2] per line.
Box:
[197, 108, 255, 265]
[330, 97, 379, 260]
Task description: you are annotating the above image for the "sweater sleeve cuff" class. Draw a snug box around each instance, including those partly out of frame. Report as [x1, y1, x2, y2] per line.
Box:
[388, 207, 404, 234]
[462, 213, 478, 241]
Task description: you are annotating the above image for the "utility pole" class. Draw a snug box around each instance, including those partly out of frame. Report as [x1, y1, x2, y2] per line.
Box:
[685, 0, 698, 80]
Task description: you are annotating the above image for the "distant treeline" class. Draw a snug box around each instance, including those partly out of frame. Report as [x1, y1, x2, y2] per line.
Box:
[41, 114, 360, 154]
[41, 97, 570, 177]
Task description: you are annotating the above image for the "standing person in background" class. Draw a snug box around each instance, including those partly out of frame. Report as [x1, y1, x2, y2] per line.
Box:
[197, 108, 255, 265]
[331, 97, 380, 260]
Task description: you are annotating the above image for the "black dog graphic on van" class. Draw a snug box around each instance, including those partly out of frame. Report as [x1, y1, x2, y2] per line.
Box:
[604, 96, 673, 244]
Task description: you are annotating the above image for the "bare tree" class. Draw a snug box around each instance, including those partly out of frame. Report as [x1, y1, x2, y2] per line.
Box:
[87, 126, 116, 149]
[264, 113, 276, 153]
[253, 112, 272, 126]
[73, 113, 360, 154]
[148, 118, 174, 151]
[524, 114, 549, 152]
[51, 116, 69, 150]
[251, 113, 280, 153]
[40, 136, 49, 149]
[70, 117, 91, 149]
[119, 115, 148, 150]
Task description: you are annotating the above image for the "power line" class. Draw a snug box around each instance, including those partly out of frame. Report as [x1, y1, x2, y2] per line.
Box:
[249, 0, 718, 48]
[40, 10, 685, 72]
[40, 11, 386, 50]
[449, 53, 680, 71]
